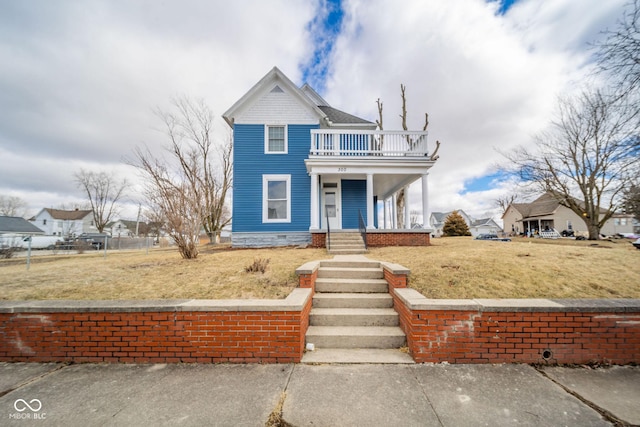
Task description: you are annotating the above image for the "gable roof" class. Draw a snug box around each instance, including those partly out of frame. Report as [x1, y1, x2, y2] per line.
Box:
[0, 216, 45, 234]
[223, 66, 326, 127]
[223, 66, 373, 128]
[504, 191, 608, 221]
[42, 208, 93, 220]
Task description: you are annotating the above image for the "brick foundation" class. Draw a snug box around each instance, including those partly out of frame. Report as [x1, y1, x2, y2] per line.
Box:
[311, 230, 431, 248]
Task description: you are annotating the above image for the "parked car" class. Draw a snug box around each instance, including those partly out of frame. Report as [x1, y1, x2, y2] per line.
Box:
[561, 229, 575, 237]
[633, 238, 640, 250]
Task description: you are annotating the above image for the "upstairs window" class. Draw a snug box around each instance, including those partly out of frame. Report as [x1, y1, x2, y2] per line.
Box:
[265, 125, 287, 153]
[263, 175, 291, 223]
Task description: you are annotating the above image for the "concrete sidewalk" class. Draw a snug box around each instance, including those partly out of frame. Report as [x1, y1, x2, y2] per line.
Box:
[1, 362, 638, 426]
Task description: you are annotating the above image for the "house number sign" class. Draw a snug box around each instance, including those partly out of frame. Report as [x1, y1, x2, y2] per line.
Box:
[337, 167, 347, 172]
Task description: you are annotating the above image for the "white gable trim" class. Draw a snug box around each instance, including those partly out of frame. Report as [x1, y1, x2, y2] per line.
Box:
[223, 66, 327, 127]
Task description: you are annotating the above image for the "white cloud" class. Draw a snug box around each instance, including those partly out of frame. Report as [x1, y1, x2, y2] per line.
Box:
[324, 0, 626, 223]
[0, 0, 628, 224]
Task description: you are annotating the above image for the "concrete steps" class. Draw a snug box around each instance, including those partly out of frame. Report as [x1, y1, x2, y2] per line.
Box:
[312, 293, 393, 308]
[327, 232, 367, 255]
[310, 308, 399, 327]
[302, 257, 410, 364]
[306, 326, 406, 348]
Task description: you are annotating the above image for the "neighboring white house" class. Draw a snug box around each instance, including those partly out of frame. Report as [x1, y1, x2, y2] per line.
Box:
[429, 210, 502, 237]
[502, 192, 636, 237]
[30, 208, 96, 237]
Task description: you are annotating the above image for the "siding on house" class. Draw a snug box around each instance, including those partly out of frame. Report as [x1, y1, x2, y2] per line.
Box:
[341, 179, 366, 229]
[232, 123, 316, 234]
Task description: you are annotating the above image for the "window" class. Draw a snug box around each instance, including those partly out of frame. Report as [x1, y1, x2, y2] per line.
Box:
[265, 125, 287, 153]
[263, 175, 291, 223]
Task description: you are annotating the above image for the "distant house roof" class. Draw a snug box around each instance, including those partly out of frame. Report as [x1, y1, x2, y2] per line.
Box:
[0, 216, 45, 234]
[508, 193, 560, 219]
[43, 208, 92, 221]
[471, 218, 499, 227]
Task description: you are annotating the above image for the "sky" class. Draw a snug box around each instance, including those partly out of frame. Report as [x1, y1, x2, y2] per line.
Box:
[0, 0, 628, 226]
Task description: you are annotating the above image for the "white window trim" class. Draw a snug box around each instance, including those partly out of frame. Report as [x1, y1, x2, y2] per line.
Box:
[262, 174, 291, 223]
[264, 124, 288, 154]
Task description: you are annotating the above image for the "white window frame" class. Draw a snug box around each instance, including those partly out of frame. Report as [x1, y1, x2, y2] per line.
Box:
[264, 125, 288, 154]
[263, 174, 291, 223]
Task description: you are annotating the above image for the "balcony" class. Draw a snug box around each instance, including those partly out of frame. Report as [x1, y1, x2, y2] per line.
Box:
[310, 129, 429, 157]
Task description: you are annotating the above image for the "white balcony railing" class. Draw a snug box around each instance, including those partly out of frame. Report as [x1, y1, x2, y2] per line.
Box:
[310, 129, 429, 157]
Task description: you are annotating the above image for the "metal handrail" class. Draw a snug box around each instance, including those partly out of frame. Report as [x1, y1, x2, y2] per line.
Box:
[358, 210, 368, 250]
[325, 205, 331, 251]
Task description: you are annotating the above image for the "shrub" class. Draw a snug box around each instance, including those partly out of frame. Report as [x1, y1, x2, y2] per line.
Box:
[245, 257, 270, 273]
[0, 247, 17, 259]
[443, 210, 471, 236]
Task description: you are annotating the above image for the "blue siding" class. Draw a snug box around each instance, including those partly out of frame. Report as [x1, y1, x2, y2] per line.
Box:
[341, 180, 366, 229]
[233, 124, 316, 232]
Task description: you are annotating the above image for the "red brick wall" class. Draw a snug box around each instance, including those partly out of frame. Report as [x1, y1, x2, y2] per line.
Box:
[391, 304, 640, 364]
[310, 233, 325, 248]
[311, 231, 430, 247]
[385, 269, 640, 365]
[0, 309, 309, 364]
[367, 232, 430, 247]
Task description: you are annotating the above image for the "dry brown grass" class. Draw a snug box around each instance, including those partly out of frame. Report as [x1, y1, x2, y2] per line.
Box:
[0, 237, 638, 301]
[369, 237, 640, 299]
[0, 245, 326, 301]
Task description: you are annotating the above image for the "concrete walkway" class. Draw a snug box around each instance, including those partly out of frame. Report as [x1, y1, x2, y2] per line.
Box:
[1, 362, 638, 426]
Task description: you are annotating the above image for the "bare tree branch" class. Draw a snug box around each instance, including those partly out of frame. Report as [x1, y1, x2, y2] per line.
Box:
[501, 89, 638, 239]
[74, 170, 127, 233]
[127, 97, 232, 259]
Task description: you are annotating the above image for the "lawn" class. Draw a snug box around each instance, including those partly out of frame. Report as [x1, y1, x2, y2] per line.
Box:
[0, 237, 638, 300]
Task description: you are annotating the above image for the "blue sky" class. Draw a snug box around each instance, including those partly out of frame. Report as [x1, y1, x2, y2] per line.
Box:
[0, 0, 628, 222]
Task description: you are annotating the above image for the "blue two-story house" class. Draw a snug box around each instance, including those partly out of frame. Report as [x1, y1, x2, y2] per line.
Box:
[223, 67, 437, 248]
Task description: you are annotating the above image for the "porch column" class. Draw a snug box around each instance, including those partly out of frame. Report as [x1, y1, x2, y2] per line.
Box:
[421, 174, 429, 229]
[404, 185, 411, 229]
[383, 198, 388, 229]
[366, 173, 375, 229]
[392, 194, 397, 229]
[310, 173, 319, 230]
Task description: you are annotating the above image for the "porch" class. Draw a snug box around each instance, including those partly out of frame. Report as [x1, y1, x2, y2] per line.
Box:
[306, 129, 437, 237]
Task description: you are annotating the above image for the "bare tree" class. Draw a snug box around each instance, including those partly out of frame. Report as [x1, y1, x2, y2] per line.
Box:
[501, 89, 638, 239]
[129, 97, 232, 259]
[376, 85, 439, 229]
[595, 0, 640, 99]
[0, 195, 28, 217]
[622, 183, 640, 220]
[396, 84, 429, 228]
[495, 194, 519, 214]
[74, 170, 127, 233]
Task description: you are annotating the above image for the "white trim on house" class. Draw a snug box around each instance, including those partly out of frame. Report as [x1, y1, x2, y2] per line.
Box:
[264, 124, 288, 154]
[262, 174, 291, 223]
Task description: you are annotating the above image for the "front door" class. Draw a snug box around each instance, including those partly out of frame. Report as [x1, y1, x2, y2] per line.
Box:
[322, 182, 341, 230]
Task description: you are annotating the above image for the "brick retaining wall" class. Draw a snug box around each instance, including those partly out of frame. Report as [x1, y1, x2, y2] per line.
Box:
[382, 263, 640, 365]
[0, 290, 312, 364]
[1, 261, 638, 365]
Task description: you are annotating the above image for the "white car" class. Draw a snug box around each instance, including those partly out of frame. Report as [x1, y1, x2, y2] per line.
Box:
[633, 238, 640, 250]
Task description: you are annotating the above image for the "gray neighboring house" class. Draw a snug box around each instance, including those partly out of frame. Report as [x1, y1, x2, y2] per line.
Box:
[429, 210, 502, 237]
[0, 215, 45, 249]
[0, 215, 45, 235]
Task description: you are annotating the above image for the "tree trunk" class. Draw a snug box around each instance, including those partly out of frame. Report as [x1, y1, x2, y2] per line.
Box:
[587, 223, 601, 240]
